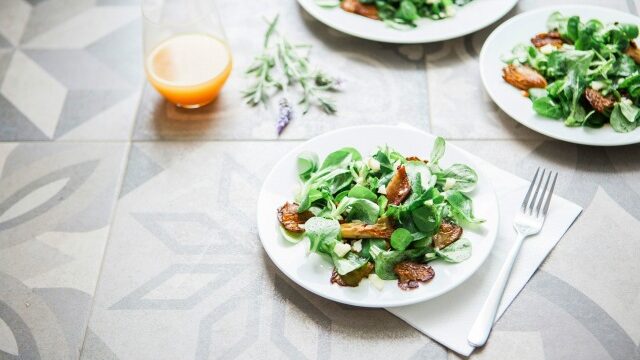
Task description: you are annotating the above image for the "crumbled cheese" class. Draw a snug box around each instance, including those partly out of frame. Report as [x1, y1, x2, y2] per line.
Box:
[621, 97, 633, 105]
[367, 157, 381, 172]
[539, 44, 555, 55]
[425, 199, 434, 206]
[352, 239, 363, 253]
[333, 242, 351, 257]
[591, 81, 605, 91]
[368, 274, 385, 291]
[377, 185, 387, 194]
[445, 5, 455, 17]
[444, 178, 456, 191]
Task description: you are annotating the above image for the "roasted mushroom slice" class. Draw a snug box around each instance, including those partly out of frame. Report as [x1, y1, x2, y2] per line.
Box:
[405, 156, 428, 163]
[330, 262, 374, 287]
[277, 202, 313, 233]
[531, 31, 563, 48]
[502, 64, 548, 90]
[626, 41, 640, 64]
[386, 165, 412, 205]
[340, 217, 394, 239]
[433, 221, 463, 249]
[340, 0, 379, 20]
[584, 87, 615, 113]
[394, 261, 435, 290]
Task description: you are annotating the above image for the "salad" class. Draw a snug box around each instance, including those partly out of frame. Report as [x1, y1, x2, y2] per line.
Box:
[317, 0, 474, 28]
[501, 12, 640, 132]
[276, 137, 482, 290]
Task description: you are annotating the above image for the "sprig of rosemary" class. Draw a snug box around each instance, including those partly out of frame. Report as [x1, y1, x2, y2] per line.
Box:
[243, 15, 342, 116]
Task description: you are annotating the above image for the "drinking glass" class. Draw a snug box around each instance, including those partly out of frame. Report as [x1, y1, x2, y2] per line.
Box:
[142, 0, 232, 108]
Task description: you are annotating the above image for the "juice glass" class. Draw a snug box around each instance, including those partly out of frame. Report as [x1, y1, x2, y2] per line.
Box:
[142, 0, 232, 108]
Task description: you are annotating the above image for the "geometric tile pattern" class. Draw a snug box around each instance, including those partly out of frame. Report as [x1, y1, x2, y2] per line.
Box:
[0, 0, 141, 141]
[1, 0, 640, 359]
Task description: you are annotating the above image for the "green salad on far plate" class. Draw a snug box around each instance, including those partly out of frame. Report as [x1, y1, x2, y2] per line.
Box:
[276, 137, 482, 290]
[502, 11, 640, 132]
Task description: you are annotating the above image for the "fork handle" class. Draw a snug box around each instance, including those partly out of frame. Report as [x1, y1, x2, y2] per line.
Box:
[468, 233, 526, 348]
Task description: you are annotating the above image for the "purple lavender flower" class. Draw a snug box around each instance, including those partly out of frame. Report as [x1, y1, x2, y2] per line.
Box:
[276, 98, 294, 135]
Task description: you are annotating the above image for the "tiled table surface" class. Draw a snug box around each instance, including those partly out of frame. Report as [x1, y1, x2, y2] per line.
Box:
[1, 0, 639, 359]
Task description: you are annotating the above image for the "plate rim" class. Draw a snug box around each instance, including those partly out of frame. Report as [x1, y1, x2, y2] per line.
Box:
[296, 0, 519, 44]
[257, 125, 500, 308]
[479, 4, 640, 146]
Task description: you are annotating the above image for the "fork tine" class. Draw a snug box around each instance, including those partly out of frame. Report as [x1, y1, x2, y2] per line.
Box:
[542, 172, 558, 216]
[528, 169, 546, 213]
[535, 171, 552, 216]
[521, 167, 540, 211]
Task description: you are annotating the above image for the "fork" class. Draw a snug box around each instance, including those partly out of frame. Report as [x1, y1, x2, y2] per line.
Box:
[468, 168, 557, 348]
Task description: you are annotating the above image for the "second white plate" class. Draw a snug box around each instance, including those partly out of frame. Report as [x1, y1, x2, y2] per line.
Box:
[480, 5, 640, 146]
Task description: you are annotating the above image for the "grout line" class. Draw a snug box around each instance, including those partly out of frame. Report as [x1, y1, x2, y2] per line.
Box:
[77, 141, 132, 359]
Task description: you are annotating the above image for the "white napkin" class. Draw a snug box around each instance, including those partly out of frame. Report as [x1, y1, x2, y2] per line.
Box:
[386, 152, 582, 356]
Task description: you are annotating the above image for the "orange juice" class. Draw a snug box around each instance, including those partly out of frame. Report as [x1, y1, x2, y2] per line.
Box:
[146, 33, 232, 108]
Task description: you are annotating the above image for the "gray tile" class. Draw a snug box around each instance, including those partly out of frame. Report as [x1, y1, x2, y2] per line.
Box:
[24, 50, 133, 91]
[86, 141, 442, 359]
[55, 89, 133, 139]
[0, 142, 127, 358]
[0, 95, 49, 141]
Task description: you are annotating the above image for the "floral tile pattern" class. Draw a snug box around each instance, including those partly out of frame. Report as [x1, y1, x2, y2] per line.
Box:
[0, 0, 639, 359]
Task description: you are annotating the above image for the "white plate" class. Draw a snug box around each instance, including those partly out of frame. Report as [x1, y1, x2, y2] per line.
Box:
[257, 126, 499, 308]
[297, 0, 518, 44]
[480, 5, 640, 146]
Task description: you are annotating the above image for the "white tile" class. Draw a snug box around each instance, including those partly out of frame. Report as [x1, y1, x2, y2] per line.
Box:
[0, 0, 31, 45]
[23, 6, 139, 49]
[1, 51, 66, 139]
[543, 187, 640, 344]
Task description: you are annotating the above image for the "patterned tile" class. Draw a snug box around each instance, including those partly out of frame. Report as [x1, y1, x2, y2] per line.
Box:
[85, 142, 446, 359]
[0, 142, 127, 358]
[0, 0, 142, 141]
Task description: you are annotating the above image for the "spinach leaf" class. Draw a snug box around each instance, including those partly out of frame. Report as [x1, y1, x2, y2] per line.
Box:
[297, 151, 318, 181]
[319, 147, 361, 170]
[435, 238, 472, 263]
[610, 104, 639, 133]
[411, 204, 441, 236]
[360, 239, 387, 260]
[430, 136, 446, 165]
[305, 217, 340, 254]
[390, 228, 413, 251]
[620, 101, 640, 123]
[374, 248, 426, 280]
[334, 197, 380, 224]
[438, 164, 478, 192]
[446, 191, 484, 223]
[348, 184, 377, 202]
[332, 252, 369, 275]
[533, 97, 564, 119]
